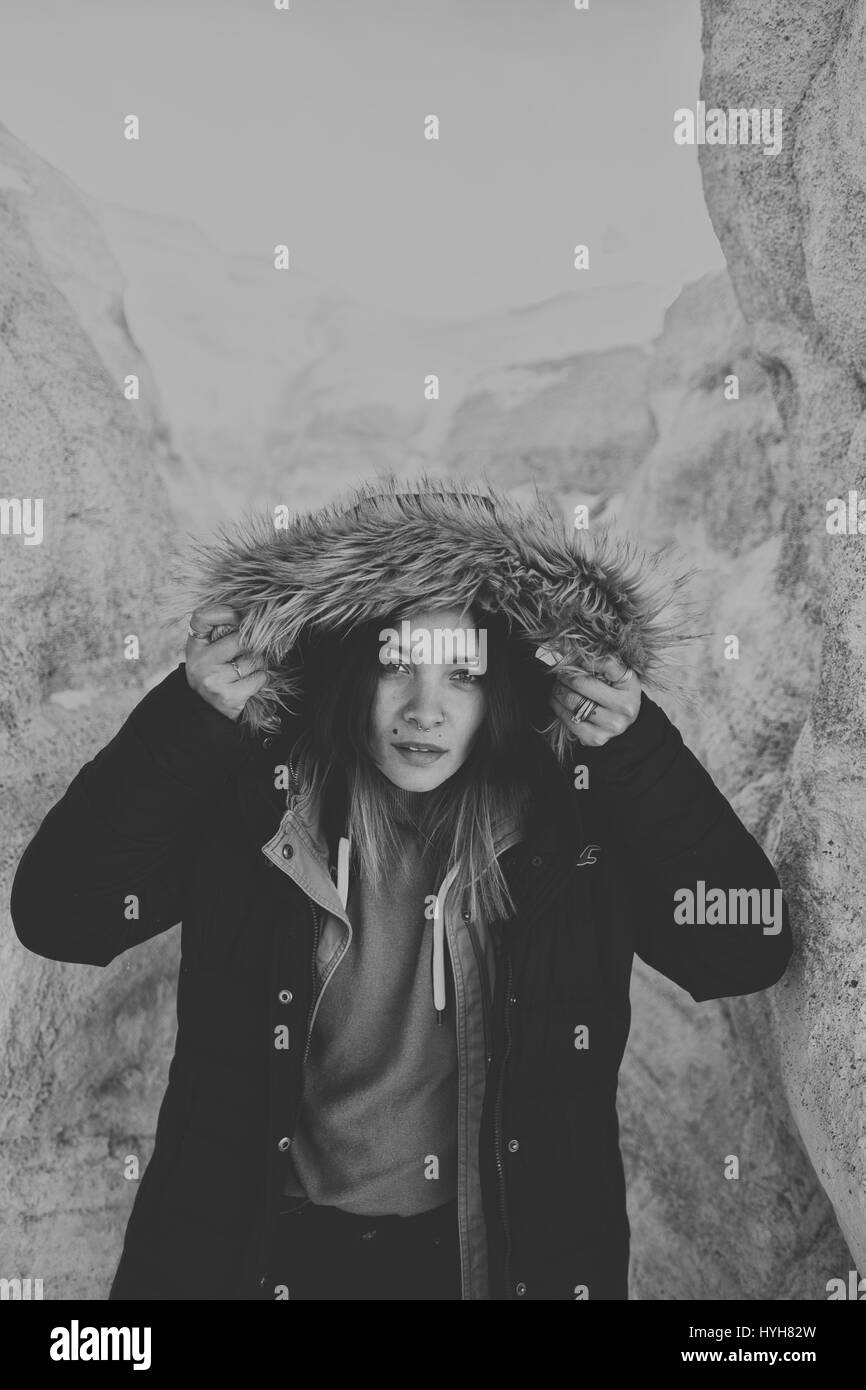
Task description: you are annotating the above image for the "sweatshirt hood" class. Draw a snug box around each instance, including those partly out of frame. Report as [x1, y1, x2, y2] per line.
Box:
[176, 473, 697, 765]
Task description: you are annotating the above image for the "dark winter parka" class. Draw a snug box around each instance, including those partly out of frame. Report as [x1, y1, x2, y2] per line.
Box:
[10, 481, 793, 1300]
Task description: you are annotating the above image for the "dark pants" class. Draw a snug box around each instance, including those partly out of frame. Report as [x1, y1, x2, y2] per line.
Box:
[264, 1194, 462, 1300]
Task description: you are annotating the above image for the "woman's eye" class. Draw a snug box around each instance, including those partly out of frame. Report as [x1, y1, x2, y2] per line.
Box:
[379, 663, 482, 683]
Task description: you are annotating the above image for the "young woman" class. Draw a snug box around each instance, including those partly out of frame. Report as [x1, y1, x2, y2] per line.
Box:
[10, 479, 793, 1301]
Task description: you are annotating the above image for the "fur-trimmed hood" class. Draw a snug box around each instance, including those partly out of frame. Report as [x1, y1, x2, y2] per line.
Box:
[176, 474, 696, 764]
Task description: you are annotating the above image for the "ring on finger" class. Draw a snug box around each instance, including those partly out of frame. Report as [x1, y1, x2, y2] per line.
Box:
[571, 696, 598, 724]
[609, 665, 632, 688]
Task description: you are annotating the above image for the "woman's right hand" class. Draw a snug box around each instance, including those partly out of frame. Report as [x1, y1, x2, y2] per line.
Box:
[184, 605, 269, 723]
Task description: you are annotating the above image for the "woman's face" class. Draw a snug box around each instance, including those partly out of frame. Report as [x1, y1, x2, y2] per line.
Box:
[369, 606, 488, 791]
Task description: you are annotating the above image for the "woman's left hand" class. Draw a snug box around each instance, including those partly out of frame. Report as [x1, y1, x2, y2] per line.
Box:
[548, 653, 643, 747]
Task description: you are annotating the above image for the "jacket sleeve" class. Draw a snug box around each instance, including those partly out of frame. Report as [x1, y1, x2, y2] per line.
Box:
[579, 692, 793, 1002]
[9, 664, 258, 968]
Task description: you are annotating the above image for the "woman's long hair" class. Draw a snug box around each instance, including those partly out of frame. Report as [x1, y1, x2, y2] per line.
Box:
[290, 606, 550, 923]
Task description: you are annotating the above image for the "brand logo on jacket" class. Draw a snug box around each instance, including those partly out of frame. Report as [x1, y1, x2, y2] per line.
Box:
[575, 844, 602, 866]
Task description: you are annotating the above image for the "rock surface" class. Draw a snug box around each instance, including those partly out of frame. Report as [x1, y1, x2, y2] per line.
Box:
[613, 271, 852, 1298]
[695, 0, 866, 1283]
[0, 120, 187, 1299]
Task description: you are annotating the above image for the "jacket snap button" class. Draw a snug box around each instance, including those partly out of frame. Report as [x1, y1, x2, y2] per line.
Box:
[515, 1282, 527, 1296]
[507, 1138, 519, 1153]
[277, 1136, 292, 1152]
[530, 855, 543, 868]
[461, 909, 471, 921]
[263, 736, 274, 748]
[279, 989, 293, 1004]
[281, 844, 294, 860]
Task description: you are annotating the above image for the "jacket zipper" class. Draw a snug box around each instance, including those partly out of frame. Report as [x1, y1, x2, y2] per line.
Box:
[302, 900, 324, 1064]
[493, 950, 514, 1297]
[302, 891, 354, 1064]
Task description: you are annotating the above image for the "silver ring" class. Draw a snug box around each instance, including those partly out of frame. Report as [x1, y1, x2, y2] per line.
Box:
[188, 622, 212, 641]
[608, 666, 631, 688]
[571, 697, 597, 724]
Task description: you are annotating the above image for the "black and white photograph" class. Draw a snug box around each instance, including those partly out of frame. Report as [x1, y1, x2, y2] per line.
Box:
[1, 0, 863, 1359]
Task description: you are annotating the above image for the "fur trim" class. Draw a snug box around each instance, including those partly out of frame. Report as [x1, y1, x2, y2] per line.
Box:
[172, 472, 702, 764]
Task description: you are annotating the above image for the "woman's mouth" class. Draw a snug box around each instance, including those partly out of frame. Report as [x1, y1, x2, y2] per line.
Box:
[391, 742, 447, 766]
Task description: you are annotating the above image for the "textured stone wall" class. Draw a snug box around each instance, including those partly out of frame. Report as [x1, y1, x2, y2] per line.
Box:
[0, 122, 186, 1299]
[697, 0, 866, 1279]
[615, 271, 852, 1298]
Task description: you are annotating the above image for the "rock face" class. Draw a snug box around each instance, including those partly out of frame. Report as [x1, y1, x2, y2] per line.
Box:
[612, 271, 852, 1299]
[0, 121, 187, 1298]
[442, 345, 656, 501]
[695, 0, 866, 1284]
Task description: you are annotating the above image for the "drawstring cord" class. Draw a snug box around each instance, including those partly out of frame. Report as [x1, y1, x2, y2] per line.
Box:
[333, 824, 459, 1026]
[432, 864, 460, 1025]
[286, 751, 455, 1028]
[336, 834, 351, 912]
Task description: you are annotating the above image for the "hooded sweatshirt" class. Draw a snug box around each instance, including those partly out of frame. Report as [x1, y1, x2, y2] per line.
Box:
[282, 781, 460, 1215]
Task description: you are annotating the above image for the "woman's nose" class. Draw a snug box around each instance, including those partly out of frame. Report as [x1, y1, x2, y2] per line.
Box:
[403, 693, 445, 727]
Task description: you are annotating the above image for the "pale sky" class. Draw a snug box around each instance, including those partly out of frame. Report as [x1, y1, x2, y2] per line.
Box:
[0, 0, 723, 320]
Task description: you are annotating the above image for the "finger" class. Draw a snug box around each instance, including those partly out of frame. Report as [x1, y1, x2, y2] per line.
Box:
[596, 654, 639, 688]
[199, 663, 266, 701]
[553, 706, 606, 750]
[551, 687, 632, 737]
[189, 604, 242, 631]
[186, 611, 242, 660]
[553, 667, 640, 714]
[552, 670, 624, 715]
[226, 654, 266, 681]
[549, 689, 619, 738]
[197, 630, 245, 664]
[569, 722, 606, 747]
[228, 669, 269, 697]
